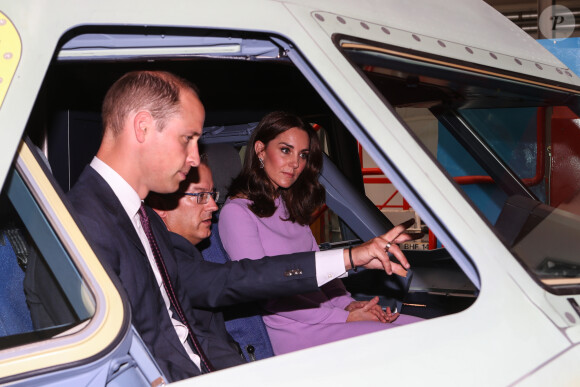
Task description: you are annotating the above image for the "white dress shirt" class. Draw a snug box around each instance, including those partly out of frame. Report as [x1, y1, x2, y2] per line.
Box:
[89, 156, 347, 370]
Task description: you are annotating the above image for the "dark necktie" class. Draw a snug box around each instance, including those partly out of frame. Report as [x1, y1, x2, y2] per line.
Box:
[138, 204, 214, 373]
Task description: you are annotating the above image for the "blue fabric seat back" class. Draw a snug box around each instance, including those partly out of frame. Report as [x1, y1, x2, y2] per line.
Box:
[0, 232, 34, 336]
[200, 142, 274, 361]
[199, 220, 275, 361]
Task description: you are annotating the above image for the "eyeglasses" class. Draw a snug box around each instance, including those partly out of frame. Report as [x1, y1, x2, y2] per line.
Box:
[183, 190, 220, 204]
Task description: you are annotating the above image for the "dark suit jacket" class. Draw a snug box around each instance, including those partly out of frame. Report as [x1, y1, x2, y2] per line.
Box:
[26, 166, 319, 382]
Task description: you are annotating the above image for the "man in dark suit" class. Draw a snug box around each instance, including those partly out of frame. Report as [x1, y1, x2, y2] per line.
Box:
[26, 70, 413, 383]
[146, 157, 255, 371]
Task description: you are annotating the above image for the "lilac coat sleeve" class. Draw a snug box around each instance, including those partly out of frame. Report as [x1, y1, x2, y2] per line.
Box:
[218, 201, 351, 324]
[218, 200, 267, 261]
[308, 213, 353, 311]
[321, 280, 354, 310]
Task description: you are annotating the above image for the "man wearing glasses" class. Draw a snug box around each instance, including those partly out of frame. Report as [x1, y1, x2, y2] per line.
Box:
[148, 158, 219, 246]
[146, 158, 255, 374]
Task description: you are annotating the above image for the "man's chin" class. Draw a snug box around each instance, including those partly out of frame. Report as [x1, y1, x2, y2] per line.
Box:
[157, 181, 180, 194]
[191, 231, 211, 246]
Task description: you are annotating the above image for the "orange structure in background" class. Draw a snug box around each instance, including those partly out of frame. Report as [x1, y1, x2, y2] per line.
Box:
[359, 107, 550, 250]
[314, 107, 554, 248]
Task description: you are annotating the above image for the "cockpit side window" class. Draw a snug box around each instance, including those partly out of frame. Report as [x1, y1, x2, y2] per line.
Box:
[338, 36, 580, 294]
[0, 158, 94, 350]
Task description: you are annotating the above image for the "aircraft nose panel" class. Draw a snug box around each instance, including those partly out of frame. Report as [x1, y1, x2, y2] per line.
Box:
[0, 12, 21, 108]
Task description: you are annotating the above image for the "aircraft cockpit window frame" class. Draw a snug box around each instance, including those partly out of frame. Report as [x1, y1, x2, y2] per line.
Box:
[56, 30, 287, 63]
[335, 34, 580, 295]
[38, 26, 482, 316]
[0, 140, 128, 381]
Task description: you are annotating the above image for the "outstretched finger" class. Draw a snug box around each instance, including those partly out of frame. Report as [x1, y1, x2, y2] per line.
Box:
[390, 261, 408, 277]
[382, 239, 409, 271]
[375, 248, 394, 275]
[388, 244, 410, 271]
[382, 218, 416, 243]
[374, 248, 409, 276]
[392, 232, 413, 244]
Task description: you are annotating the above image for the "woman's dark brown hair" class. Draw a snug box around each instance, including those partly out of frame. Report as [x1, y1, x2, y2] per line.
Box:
[227, 111, 325, 225]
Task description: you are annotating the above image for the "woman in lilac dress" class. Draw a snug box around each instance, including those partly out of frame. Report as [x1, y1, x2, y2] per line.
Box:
[218, 111, 421, 355]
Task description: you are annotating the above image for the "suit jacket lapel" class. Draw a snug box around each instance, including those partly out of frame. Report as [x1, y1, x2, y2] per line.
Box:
[86, 167, 147, 258]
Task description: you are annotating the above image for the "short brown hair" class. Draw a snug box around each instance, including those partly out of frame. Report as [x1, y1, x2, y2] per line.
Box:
[102, 70, 198, 136]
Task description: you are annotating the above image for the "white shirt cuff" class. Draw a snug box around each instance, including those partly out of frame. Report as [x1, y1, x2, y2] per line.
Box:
[314, 249, 348, 286]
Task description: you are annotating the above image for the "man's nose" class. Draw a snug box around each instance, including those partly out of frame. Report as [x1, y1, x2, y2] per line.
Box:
[206, 195, 218, 212]
[187, 142, 200, 167]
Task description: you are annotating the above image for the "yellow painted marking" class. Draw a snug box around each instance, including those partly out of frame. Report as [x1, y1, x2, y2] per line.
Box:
[0, 12, 22, 107]
[0, 143, 126, 378]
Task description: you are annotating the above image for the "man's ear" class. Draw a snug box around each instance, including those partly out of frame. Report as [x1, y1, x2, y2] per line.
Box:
[254, 141, 265, 158]
[134, 111, 154, 143]
[152, 208, 167, 219]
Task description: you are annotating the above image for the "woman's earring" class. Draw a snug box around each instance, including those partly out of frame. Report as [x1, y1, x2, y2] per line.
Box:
[258, 158, 264, 169]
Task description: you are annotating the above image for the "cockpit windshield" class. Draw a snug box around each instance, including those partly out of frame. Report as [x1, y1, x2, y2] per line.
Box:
[339, 37, 580, 294]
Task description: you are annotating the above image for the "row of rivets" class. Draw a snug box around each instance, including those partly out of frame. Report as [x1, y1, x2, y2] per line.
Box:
[313, 12, 574, 79]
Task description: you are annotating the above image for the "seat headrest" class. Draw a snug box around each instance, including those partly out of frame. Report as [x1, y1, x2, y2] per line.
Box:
[203, 143, 242, 205]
